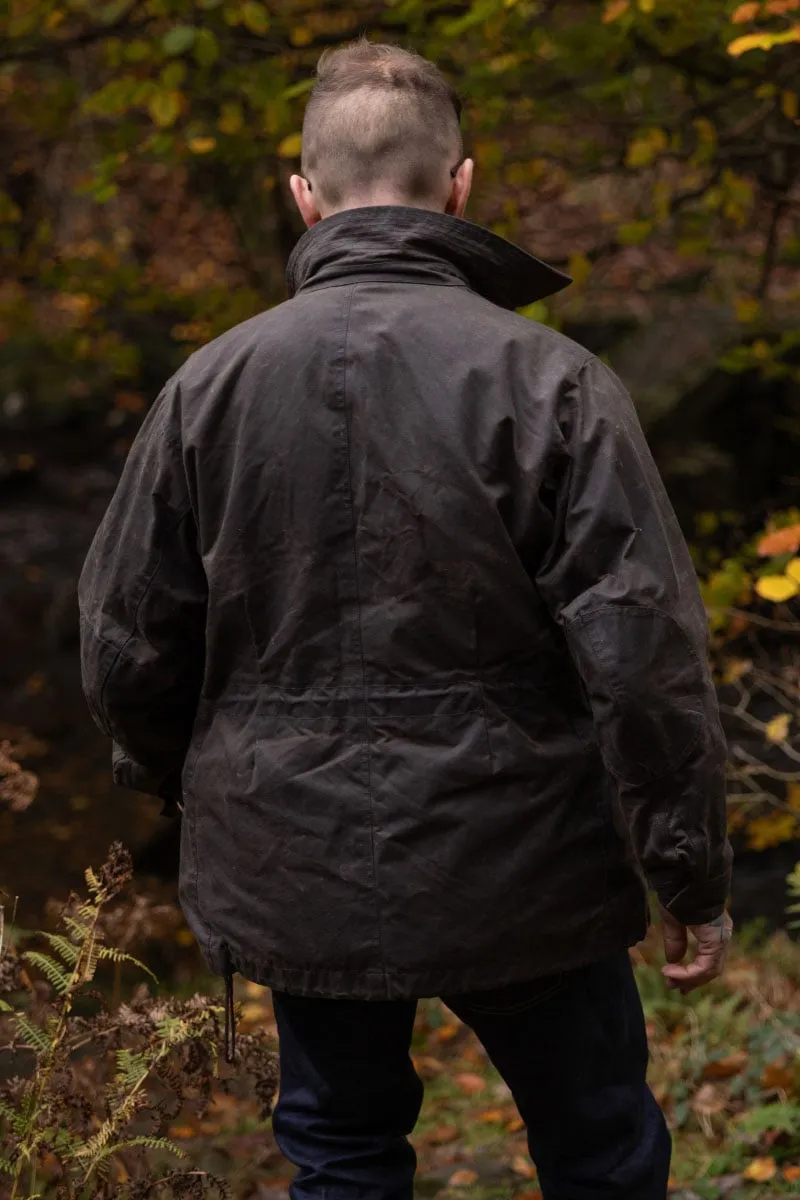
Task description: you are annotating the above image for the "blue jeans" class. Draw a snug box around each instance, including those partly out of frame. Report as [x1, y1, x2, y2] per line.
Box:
[271, 952, 671, 1200]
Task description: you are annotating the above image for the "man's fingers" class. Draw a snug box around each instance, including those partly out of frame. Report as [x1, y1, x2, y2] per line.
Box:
[662, 922, 687, 964]
[662, 946, 728, 994]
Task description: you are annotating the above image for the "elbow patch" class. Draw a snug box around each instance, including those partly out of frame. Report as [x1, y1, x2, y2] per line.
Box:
[565, 604, 709, 787]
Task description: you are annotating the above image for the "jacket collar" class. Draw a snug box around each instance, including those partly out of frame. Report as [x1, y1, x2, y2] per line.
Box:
[286, 205, 571, 311]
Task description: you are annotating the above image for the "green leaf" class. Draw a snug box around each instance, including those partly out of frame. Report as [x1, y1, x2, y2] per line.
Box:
[148, 90, 182, 128]
[163, 26, 196, 57]
[242, 2, 270, 34]
[282, 77, 315, 100]
[40, 931, 80, 965]
[737, 1103, 800, 1134]
[194, 29, 219, 67]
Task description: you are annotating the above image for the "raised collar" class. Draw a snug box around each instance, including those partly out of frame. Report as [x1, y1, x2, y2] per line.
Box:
[286, 205, 571, 310]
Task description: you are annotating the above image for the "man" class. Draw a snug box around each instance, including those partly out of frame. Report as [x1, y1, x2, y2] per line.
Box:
[79, 39, 733, 1200]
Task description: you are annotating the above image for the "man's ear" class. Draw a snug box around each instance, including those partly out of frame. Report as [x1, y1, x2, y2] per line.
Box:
[446, 157, 474, 219]
[290, 174, 322, 228]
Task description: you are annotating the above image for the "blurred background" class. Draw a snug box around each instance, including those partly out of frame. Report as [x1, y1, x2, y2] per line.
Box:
[1, 1, 800, 1194]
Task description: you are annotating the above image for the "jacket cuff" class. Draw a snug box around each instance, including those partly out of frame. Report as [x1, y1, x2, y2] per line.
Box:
[111, 744, 183, 818]
[657, 869, 731, 926]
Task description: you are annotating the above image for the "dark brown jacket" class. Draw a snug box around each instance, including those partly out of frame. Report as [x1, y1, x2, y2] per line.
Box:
[79, 207, 732, 998]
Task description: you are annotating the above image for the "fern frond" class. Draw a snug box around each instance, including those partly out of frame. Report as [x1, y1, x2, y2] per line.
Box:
[84, 867, 102, 897]
[14, 1012, 52, 1053]
[115, 1049, 149, 1089]
[77, 931, 101, 983]
[0, 1098, 27, 1134]
[97, 946, 157, 982]
[0, 1156, 16, 1176]
[0, 998, 11, 1011]
[62, 915, 91, 941]
[92, 1135, 186, 1163]
[40, 931, 81, 965]
[23, 951, 73, 995]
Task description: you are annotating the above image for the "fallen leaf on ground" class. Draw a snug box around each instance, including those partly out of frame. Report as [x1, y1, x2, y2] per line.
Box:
[783, 1165, 800, 1182]
[761, 1062, 792, 1090]
[743, 1157, 777, 1182]
[511, 1154, 537, 1178]
[413, 1055, 445, 1078]
[436, 1023, 460, 1042]
[449, 1169, 479, 1187]
[425, 1124, 459, 1145]
[703, 1049, 748, 1078]
[455, 1072, 486, 1095]
[507, 1115, 525, 1132]
[478, 1108, 505, 1123]
[515, 1191, 542, 1200]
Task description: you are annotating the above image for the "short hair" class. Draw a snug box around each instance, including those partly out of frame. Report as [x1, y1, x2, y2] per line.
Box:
[301, 39, 463, 209]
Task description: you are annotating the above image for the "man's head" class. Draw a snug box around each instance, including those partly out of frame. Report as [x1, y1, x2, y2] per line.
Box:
[290, 39, 473, 226]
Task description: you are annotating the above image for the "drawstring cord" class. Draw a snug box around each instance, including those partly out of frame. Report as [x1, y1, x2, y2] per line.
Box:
[224, 969, 237, 1064]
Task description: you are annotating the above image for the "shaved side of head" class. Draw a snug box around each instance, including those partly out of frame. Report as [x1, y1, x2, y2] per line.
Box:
[301, 40, 464, 212]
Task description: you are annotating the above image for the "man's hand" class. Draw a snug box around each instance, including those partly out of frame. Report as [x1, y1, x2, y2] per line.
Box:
[660, 904, 733, 994]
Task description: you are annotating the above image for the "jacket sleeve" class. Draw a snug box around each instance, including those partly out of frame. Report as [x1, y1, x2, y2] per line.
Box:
[78, 381, 206, 816]
[535, 355, 732, 925]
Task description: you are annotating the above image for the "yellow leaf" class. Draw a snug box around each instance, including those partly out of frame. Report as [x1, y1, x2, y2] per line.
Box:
[730, 26, 800, 55]
[732, 2, 760, 20]
[568, 251, 591, 288]
[603, 0, 629, 21]
[148, 89, 182, 128]
[765, 712, 791, 743]
[637, 0, 655, 10]
[787, 558, 800, 583]
[277, 131, 303, 159]
[728, 33, 772, 56]
[722, 658, 751, 684]
[188, 136, 216, 153]
[291, 26, 314, 46]
[743, 1157, 777, 1182]
[734, 295, 760, 323]
[625, 127, 667, 168]
[786, 783, 800, 812]
[746, 812, 797, 851]
[783, 90, 800, 119]
[755, 575, 799, 603]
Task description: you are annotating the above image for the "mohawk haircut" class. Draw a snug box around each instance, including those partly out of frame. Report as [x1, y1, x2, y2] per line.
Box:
[301, 39, 463, 209]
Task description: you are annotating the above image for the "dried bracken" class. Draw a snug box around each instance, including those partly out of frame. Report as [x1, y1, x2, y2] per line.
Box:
[0, 844, 277, 1200]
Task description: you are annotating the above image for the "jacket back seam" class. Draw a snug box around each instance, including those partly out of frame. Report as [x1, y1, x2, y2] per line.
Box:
[340, 283, 388, 990]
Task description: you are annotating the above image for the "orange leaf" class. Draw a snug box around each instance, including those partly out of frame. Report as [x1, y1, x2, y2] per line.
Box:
[516, 1191, 543, 1200]
[743, 1157, 777, 1182]
[436, 1022, 460, 1043]
[412, 1054, 445, 1078]
[449, 1169, 479, 1187]
[168, 1123, 199, 1139]
[757, 523, 800, 556]
[478, 1108, 506, 1123]
[426, 1124, 459, 1145]
[732, 1, 760, 19]
[761, 1063, 793, 1090]
[507, 1116, 525, 1133]
[603, 0, 630, 20]
[783, 1165, 800, 1182]
[511, 1154, 537, 1179]
[455, 1072, 486, 1095]
[703, 1049, 748, 1079]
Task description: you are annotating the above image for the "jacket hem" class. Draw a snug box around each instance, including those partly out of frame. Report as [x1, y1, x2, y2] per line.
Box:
[226, 910, 648, 1001]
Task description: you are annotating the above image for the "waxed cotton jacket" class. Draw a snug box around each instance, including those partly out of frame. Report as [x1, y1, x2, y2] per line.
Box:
[79, 206, 732, 1000]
